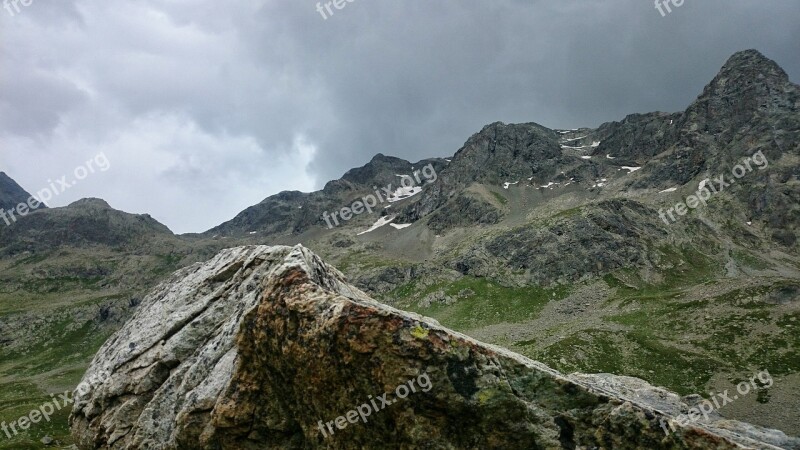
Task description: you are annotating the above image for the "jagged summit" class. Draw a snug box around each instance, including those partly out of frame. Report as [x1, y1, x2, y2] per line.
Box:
[709, 49, 794, 96]
[718, 49, 791, 84]
[338, 153, 420, 186]
[368, 152, 399, 162]
[688, 49, 797, 124]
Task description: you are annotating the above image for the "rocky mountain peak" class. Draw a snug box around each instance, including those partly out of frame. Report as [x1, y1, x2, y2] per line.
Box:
[67, 198, 113, 209]
[338, 152, 414, 186]
[478, 120, 507, 133]
[689, 49, 797, 121]
[452, 121, 561, 173]
[368, 152, 399, 163]
[473, 120, 553, 141]
[717, 49, 791, 86]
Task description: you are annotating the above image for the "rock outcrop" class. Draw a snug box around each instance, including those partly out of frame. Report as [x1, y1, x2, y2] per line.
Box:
[71, 245, 799, 449]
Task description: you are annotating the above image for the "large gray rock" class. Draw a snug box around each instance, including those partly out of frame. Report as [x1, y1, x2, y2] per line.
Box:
[71, 245, 798, 449]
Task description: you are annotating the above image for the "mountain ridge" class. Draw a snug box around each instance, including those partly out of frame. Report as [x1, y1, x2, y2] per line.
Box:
[3, 50, 794, 241]
[1, 49, 798, 447]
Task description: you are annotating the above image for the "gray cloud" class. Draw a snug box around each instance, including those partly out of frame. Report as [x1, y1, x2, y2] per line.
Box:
[1, 0, 798, 233]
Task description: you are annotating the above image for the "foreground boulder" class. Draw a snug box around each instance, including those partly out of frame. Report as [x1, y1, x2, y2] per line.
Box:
[71, 245, 799, 449]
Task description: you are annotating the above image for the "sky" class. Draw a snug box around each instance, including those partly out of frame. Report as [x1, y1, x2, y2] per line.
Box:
[1, 0, 798, 234]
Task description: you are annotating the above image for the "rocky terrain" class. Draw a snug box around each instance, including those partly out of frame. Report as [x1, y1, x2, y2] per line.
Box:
[0, 49, 797, 448]
[71, 245, 799, 449]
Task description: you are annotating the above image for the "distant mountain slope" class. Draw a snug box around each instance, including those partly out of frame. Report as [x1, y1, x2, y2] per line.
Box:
[205, 154, 448, 237]
[0, 198, 177, 254]
[0, 171, 46, 213]
[395, 50, 799, 235]
[212, 50, 797, 252]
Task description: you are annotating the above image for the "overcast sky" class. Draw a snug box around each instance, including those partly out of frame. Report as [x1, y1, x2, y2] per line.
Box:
[1, 0, 798, 233]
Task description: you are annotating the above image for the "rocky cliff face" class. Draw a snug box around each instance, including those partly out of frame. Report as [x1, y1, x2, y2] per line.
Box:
[71, 245, 799, 449]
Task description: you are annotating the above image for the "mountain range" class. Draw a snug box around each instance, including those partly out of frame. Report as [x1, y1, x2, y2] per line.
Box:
[0, 49, 797, 448]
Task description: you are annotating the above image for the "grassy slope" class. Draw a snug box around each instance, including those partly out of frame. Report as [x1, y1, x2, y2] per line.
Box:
[0, 246, 195, 448]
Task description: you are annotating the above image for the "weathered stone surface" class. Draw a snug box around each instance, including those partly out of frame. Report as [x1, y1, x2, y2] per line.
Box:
[71, 245, 799, 449]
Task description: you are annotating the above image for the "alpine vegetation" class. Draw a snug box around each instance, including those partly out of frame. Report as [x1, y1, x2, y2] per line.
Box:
[1, 369, 108, 440]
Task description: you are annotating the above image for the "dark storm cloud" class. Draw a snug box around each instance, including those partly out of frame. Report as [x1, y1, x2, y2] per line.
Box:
[287, 0, 800, 181]
[0, 0, 797, 232]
